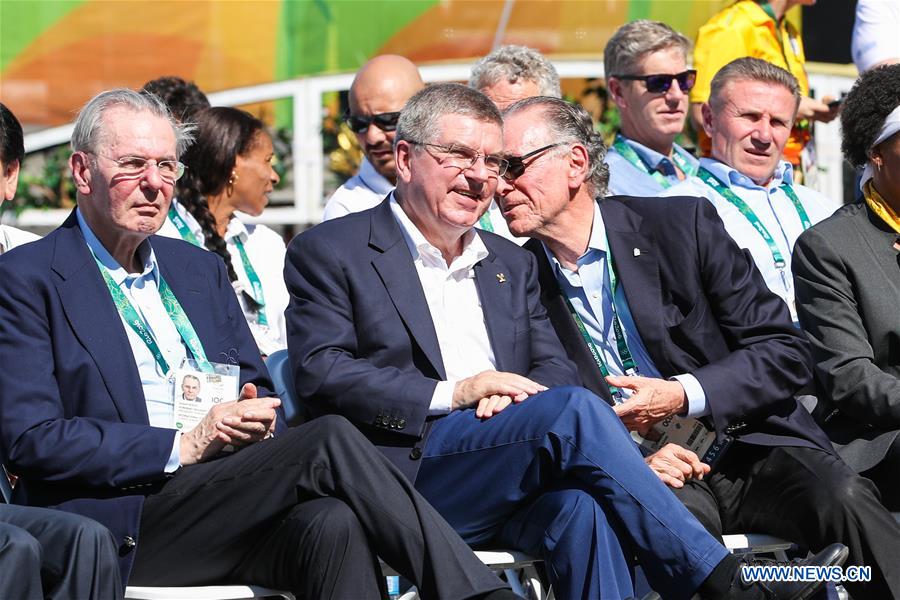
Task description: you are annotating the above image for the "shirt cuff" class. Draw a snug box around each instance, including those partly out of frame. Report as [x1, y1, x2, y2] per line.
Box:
[165, 431, 182, 473]
[672, 374, 709, 417]
[429, 380, 455, 415]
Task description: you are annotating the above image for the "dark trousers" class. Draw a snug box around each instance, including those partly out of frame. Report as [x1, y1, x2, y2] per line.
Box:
[861, 434, 900, 511]
[0, 504, 121, 600]
[672, 442, 900, 599]
[130, 415, 505, 600]
[415, 387, 729, 600]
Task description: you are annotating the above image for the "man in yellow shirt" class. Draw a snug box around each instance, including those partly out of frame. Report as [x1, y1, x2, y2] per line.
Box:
[689, 0, 838, 172]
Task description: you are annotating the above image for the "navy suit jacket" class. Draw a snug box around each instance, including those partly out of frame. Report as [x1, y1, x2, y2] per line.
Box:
[285, 198, 579, 481]
[0, 212, 278, 581]
[525, 195, 833, 453]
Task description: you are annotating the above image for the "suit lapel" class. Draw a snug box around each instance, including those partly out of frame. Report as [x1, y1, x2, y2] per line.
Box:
[52, 214, 148, 424]
[601, 201, 677, 377]
[473, 250, 514, 372]
[369, 200, 446, 379]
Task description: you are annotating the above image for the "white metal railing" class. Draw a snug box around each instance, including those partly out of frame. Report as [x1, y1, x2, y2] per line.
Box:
[9, 60, 854, 231]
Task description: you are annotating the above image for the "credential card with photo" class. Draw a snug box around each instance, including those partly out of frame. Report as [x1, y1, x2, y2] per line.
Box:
[172, 358, 240, 431]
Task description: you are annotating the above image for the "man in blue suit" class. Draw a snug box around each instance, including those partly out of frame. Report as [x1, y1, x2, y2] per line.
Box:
[0, 88, 518, 600]
[495, 96, 900, 598]
[286, 82, 841, 600]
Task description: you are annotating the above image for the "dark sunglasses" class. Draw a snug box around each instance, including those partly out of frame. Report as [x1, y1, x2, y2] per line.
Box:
[503, 142, 569, 180]
[343, 111, 401, 134]
[612, 69, 697, 94]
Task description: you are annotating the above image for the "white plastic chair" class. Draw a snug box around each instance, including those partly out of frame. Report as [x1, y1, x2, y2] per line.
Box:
[385, 549, 551, 600]
[124, 585, 293, 599]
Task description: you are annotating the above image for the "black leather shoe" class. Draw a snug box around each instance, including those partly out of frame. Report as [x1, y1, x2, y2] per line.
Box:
[721, 543, 849, 599]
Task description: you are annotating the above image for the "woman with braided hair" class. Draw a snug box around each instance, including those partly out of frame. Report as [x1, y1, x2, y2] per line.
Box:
[174, 106, 288, 356]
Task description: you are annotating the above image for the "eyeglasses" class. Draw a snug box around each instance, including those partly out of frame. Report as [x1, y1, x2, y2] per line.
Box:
[344, 111, 402, 134]
[410, 141, 509, 177]
[503, 142, 569, 181]
[90, 153, 186, 182]
[611, 69, 697, 94]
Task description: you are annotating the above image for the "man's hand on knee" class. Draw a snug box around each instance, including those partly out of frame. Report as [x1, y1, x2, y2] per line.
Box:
[179, 383, 281, 465]
[453, 370, 546, 412]
[608, 376, 687, 432]
[645, 443, 709, 488]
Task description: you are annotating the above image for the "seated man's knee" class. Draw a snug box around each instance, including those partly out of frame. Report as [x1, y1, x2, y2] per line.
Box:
[0, 524, 42, 569]
[287, 497, 366, 547]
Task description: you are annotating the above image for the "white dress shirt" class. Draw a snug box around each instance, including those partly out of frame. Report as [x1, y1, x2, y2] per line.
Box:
[323, 158, 394, 221]
[0, 224, 40, 255]
[224, 218, 289, 355]
[663, 159, 836, 322]
[390, 194, 497, 413]
[77, 209, 183, 471]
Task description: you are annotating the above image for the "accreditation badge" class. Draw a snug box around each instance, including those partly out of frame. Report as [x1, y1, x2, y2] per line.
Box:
[631, 416, 732, 470]
[172, 358, 240, 431]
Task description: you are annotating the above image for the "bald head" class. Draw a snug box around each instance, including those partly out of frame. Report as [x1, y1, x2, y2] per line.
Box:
[349, 55, 425, 183]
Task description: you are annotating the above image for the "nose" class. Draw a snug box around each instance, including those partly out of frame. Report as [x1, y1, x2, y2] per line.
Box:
[270, 165, 280, 185]
[752, 119, 774, 145]
[665, 77, 686, 102]
[362, 123, 387, 147]
[141, 162, 167, 192]
[496, 174, 514, 197]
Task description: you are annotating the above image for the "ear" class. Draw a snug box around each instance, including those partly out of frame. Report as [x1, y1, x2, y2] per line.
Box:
[701, 102, 715, 138]
[394, 140, 414, 185]
[607, 78, 628, 110]
[70, 152, 93, 195]
[567, 143, 590, 191]
[2, 160, 20, 202]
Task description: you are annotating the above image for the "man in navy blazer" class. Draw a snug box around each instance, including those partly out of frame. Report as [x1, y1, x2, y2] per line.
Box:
[496, 96, 900, 598]
[0, 89, 517, 600]
[286, 83, 842, 600]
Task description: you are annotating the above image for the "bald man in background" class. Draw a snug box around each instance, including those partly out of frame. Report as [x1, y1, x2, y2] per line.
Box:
[323, 55, 425, 220]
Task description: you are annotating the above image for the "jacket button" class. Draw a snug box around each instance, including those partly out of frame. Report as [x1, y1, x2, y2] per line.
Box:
[123, 535, 136, 550]
[409, 447, 422, 460]
[398, 418, 406, 429]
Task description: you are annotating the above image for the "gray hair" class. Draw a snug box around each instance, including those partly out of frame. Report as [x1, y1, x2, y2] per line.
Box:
[71, 88, 194, 156]
[395, 83, 502, 147]
[604, 20, 691, 82]
[469, 45, 562, 98]
[709, 57, 801, 112]
[504, 97, 609, 197]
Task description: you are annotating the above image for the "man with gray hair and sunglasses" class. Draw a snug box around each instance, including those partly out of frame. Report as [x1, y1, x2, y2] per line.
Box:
[496, 94, 900, 598]
[603, 20, 700, 196]
[0, 87, 523, 600]
[287, 81, 846, 600]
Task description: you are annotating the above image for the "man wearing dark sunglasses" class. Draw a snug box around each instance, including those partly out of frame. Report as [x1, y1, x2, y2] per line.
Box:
[323, 55, 424, 221]
[497, 95, 900, 599]
[604, 20, 700, 197]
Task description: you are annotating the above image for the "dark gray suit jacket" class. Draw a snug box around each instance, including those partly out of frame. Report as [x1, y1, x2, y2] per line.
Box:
[793, 201, 900, 472]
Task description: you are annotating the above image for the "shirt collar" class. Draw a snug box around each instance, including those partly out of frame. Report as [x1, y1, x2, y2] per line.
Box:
[543, 202, 608, 276]
[699, 157, 794, 191]
[0, 225, 8, 255]
[76, 208, 158, 286]
[224, 216, 249, 243]
[358, 158, 395, 195]
[389, 192, 489, 272]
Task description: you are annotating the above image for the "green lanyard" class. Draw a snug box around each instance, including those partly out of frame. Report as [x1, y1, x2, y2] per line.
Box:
[558, 244, 638, 402]
[93, 255, 212, 374]
[612, 134, 697, 189]
[478, 213, 494, 232]
[167, 206, 203, 248]
[233, 238, 268, 326]
[697, 167, 811, 272]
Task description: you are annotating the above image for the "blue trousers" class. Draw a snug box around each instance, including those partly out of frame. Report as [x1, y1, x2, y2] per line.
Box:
[415, 386, 729, 600]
